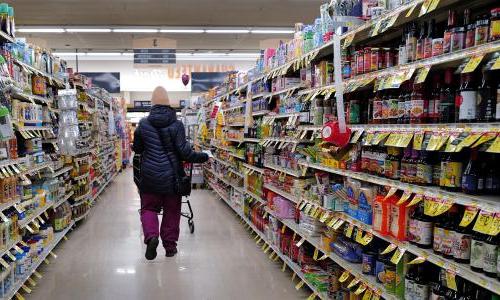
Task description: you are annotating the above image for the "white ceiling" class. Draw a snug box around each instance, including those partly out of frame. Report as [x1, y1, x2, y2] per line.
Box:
[10, 0, 327, 51]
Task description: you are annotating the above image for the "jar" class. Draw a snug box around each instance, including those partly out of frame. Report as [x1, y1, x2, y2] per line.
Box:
[475, 16, 489, 46]
[363, 47, 371, 74]
[489, 8, 500, 42]
[370, 48, 381, 72]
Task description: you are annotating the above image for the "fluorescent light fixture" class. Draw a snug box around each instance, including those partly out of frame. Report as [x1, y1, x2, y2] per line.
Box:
[160, 29, 204, 33]
[178, 57, 257, 61]
[54, 52, 87, 56]
[226, 53, 261, 57]
[251, 29, 294, 34]
[121, 52, 135, 56]
[205, 29, 250, 34]
[17, 28, 65, 33]
[112, 29, 159, 33]
[66, 28, 112, 33]
[86, 52, 122, 56]
[192, 52, 228, 57]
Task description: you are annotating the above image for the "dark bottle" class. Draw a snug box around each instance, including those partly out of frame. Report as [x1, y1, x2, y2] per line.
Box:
[428, 74, 441, 124]
[424, 19, 435, 59]
[397, 82, 407, 124]
[416, 21, 427, 61]
[407, 149, 419, 183]
[485, 154, 500, 194]
[464, 9, 475, 49]
[403, 81, 412, 124]
[406, 22, 417, 63]
[416, 150, 433, 185]
[409, 202, 433, 248]
[433, 215, 445, 254]
[444, 10, 456, 53]
[440, 152, 463, 192]
[477, 65, 496, 122]
[404, 264, 417, 299]
[462, 149, 480, 194]
[439, 69, 456, 123]
[413, 264, 431, 299]
[458, 72, 477, 122]
[451, 10, 466, 52]
[400, 147, 411, 182]
[483, 234, 498, 278]
[453, 207, 473, 264]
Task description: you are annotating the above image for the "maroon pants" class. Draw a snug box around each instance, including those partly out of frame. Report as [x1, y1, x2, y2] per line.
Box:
[140, 193, 182, 249]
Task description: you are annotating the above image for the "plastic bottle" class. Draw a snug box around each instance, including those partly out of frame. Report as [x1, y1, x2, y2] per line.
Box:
[0, 4, 9, 36]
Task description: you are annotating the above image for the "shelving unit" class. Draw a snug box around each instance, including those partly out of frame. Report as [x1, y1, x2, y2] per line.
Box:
[201, 0, 500, 298]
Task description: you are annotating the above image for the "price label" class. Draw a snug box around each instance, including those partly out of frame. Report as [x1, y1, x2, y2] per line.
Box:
[355, 284, 367, 295]
[339, 271, 350, 283]
[313, 248, 319, 260]
[427, 0, 441, 13]
[0, 258, 10, 269]
[345, 224, 354, 238]
[488, 213, 500, 236]
[415, 66, 431, 84]
[419, 0, 433, 16]
[320, 212, 330, 223]
[432, 199, 454, 217]
[413, 132, 424, 150]
[473, 210, 495, 235]
[362, 289, 373, 300]
[281, 224, 287, 234]
[406, 194, 423, 207]
[343, 33, 355, 49]
[459, 206, 479, 227]
[424, 198, 440, 216]
[295, 280, 305, 290]
[371, 20, 383, 37]
[364, 133, 375, 146]
[492, 56, 500, 70]
[381, 243, 398, 255]
[359, 233, 374, 246]
[306, 293, 317, 300]
[407, 256, 427, 264]
[351, 130, 364, 144]
[296, 237, 306, 247]
[397, 191, 413, 205]
[398, 133, 414, 148]
[390, 247, 406, 264]
[462, 55, 484, 73]
[347, 278, 361, 289]
[355, 228, 364, 243]
[327, 217, 339, 228]
[486, 136, 500, 154]
[333, 219, 345, 230]
[445, 271, 458, 291]
[472, 132, 497, 148]
[456, 133, 482, 151]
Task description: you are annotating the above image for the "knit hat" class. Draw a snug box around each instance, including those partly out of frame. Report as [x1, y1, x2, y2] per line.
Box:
[151, 86, 170, 106]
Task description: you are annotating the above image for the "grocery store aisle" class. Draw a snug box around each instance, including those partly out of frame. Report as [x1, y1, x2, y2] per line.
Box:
[29, 168, 305, 300]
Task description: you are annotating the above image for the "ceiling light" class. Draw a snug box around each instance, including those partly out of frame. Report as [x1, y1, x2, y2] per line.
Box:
[160, 29, 204, 33]
[178, 57, 257, 61]
[226, 53, 261, 57]
[121, 52, 135, 56]
[251, 29, 294, 34]
[205, 29, 250, 34]
[17, 28, 65, 33]
[66, 28, 112, 33]
[112, 29, 159, 33]
[54, 52, 87, 56]
[86, 52, 123, 56]
[192, 52, 228, 57]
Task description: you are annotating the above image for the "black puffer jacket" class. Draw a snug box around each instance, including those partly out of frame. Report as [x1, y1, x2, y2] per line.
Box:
[133, 105, 208, 194]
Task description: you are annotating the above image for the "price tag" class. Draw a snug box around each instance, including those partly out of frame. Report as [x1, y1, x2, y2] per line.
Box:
[473, 210, 495, 235]
[306, 293, 316, 300]
[459, 206, 479, 227]
[472, 132, 497, 148]
[360, 233, 374, 246]
[282, 261, 287, 272]
[33, 271, 42, 278]
[419, 0, 433, 16]
[424, 198, 440, 216]
[384, 187, 398, 200]
[318, 253, 329, 260]
[407, 256, 427, 264]
[296, 237, 306, 247]
[0, 212, 8, 223]
[398, 133, 414, 148]
[339, 271, 350, 283]
[343, 33, 355, 49]
[397, 191, 413, 205]
[350, 130, 364, 144]
[406, 194, 423, 207]
[406, 2, 419, 17]
[333, 219, 345, 230]
[319, 212, 330, 223]
[486, 136, 500, 154]
[313, 248, 319, 260]
[381, 243, 398, 255]
[413, 132, 424, 150]
[371, 20, 383, 37]
[327, 217, 339, 228]
[456, 133, 482, 151]
[13, 245, 23, 254]
[299, 201, 308, 210]
[445, 271, 458, 291]
[21, 285, 32, 293]
[492, 56, 500, 70]
[0, 258, 10, 269]
[355, 228, 364, 243]
[432, 199, 454, 217]
[462, 55, 484, 73]
[488, 213, 500, 236]
[364, 133, 375, 146]
[347, 278, 361, 289]
[390, 247, 406, 264]
[415, 66, 430, 84]
[345, 224, 354, 238]
[295, 280, 305, 290]
[362, 289, 373, 300]
[6, 251, 16, 261]
[427, 0, 440, 12]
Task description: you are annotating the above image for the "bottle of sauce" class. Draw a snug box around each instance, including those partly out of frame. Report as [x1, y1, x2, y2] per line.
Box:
[416, 150, 432, 185]
[433, 215, 445, 254]
[424, 19, 435, 59]
[451, 10, 466, 52]
[443, 10, 456, 54]
[464, 9, 476, 49]
[406, 23, 417, 63]
[399, 26, 408, 65]
[474, 15, 490, 46]
[409, 202, 433, 248]
[483, 234, 498, 278]
[410, 80, 428, 124]
[462, 149, 480, 194]
[440, 152, 463, 192]
[453, 207, 473, 264]
[440, 206, 458, 259]
[477, 63, 496, 122]
[458, 72, 477, 122]
[439, 68, 456, 123]
[470, 231, 486, 273]
[416, 22, 427, 61]
[489, 8, 500, 42]
[428, 74, 441, 123]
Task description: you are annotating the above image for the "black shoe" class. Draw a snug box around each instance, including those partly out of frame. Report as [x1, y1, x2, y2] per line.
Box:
[165, 247, 178, 257]
[145, 237, 159, 260]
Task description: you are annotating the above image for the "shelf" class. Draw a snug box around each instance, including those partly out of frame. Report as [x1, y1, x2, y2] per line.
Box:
[226, 123, 245, 128]
[213, 187, 330, 300]
[19, 204, 52, 229]
[299, 160, 500, 211]
[264, 162, 304, 178]
[208, 168, 245, 194]
[0, 197, 21, 212]
[243, 137, 261, 143]
[244, 187, 266, 204]
[263, 184, 299, 204]
[1, 223, 74, 300]
[74, 208, 91, 222]
[13, 59, 65, 87]
[208, 181, 230, 203]
[262, 137, 314, 145]
[242, 163, 265, 174]
[212, 156, 237, 169]
[264, 112, 301, 120]
[72, 172, 90, 181]
[251, 110, 270, 117]
[72, 190, 91, 202]
[47, 165, 73, 178]
[53, 191, 75, 209]
[299, 122, 500, 133]
[11, 89, 54, 105]
[228, 152, 245, 160]
[0, 31, 14, 43]
[222, 104, 244, 112]
[226, 137, 245, 143]
[0, 236, 22, 261]
[22, 161, 53, 176]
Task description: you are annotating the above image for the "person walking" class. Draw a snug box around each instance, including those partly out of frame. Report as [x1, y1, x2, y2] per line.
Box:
[133, 86, 208, 260]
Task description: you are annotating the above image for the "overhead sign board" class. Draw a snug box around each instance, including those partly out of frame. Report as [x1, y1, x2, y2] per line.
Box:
[133, 48, 176, 64]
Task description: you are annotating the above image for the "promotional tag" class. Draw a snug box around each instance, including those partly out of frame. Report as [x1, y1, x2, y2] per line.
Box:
[381, 243, 398, 255]
[397, 191, 412, 205]
[462, 55, 484, 73]
[295, 280, 305, 290]
[339, 271, 350, 283]
[473, 210, 495, 234]
[296, 238, 306, 247]
[390, 247, 406, 264]
[354, 284, 367, 295]
[347, 278, 361, 289]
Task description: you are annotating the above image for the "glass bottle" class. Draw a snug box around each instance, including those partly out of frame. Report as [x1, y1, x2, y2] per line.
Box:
[439, 68, 456, 123]
[477, 64, 496, 122]
[440, 206, 458, 259]
[416, 22, 427, 61]
[443, 10, 456, 54]
[433, 214, 445, 255]
[428, 74, 441, 124]
[416, 150, 433, 185]
[440, 152, 463, 192]
[424, 19, 435, 59]
[410, 80, 428, 124]
[409, 202, 433, 248]
[451, 10, 466, 52]
[470, 231, 486, 273]
[406, 23, 417, 63]
[462, 149, 480, 194]
[483, 234, 498, 278]
[465, 9, 476, 49]
[453, 209, 473, 264]
[458, 72, 477, 122]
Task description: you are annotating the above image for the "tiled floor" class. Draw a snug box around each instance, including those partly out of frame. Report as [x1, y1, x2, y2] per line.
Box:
[28, 168, 307, 300]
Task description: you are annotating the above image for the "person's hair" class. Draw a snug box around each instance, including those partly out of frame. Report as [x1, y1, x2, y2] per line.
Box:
[151, 86, 170, 106]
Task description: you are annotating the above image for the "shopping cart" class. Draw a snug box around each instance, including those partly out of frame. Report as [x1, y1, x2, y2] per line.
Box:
[134, 154, 195, 234]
